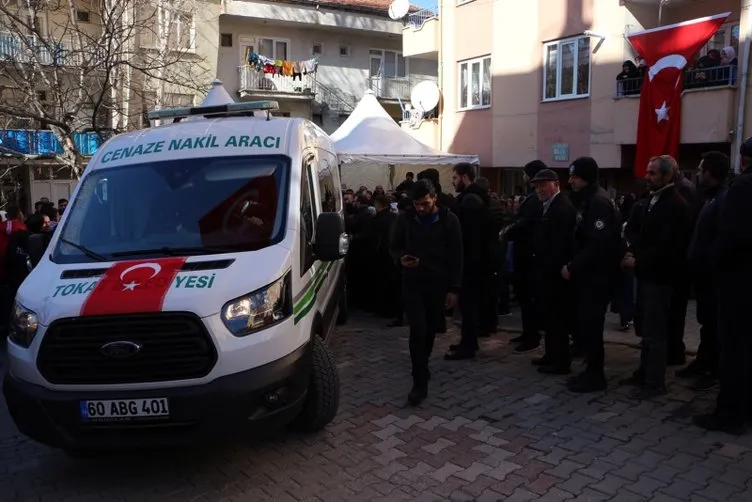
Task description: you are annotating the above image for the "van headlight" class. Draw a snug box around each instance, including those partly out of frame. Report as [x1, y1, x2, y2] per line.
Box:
[9, 302, 39, 348]
[221, 273, 292, 336]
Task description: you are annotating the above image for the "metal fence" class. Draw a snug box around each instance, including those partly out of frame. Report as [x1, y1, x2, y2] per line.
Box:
[0, 130, 104, 156]
[0, 33, 107, 66]
[406, 7, 438, 29]
[238, 66, 315, 95]
[615, 65, 737, 97]
[366, 75, 439, 101]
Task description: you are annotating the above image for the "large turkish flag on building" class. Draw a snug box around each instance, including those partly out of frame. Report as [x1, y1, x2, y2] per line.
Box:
[627, 12, 730, 177]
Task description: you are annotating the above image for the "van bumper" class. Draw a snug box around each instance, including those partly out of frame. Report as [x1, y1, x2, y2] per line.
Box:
[2, 342, 312, 451]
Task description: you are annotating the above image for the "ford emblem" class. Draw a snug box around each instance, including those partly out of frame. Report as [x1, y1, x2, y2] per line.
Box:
[100, 341, 142, 358]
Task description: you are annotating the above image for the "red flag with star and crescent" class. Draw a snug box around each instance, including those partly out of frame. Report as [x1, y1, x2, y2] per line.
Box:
[627, 12, 730, 177]
[80, 258, 187, 316]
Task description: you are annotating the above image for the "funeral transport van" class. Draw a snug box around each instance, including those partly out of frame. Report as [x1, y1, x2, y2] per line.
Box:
[2, 81, 350, 453]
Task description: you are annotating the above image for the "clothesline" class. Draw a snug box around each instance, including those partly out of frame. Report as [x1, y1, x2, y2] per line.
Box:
[244, 47, 319, 77]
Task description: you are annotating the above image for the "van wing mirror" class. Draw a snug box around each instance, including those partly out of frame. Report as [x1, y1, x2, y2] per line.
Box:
[314, 213, 348, 261]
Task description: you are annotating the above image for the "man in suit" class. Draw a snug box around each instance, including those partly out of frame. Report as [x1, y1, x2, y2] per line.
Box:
[527, 169, 578, 374]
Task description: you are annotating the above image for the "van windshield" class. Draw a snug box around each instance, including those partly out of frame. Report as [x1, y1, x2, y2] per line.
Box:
[52, 155, 290, 264]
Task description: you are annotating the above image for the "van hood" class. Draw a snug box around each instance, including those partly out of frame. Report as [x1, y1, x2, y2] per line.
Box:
[17, 245, 291, 325]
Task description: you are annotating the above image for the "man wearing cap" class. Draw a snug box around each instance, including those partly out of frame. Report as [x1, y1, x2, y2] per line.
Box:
[694, 138, 752, 434]
[527, 169, 577, 374]
[563, 157, 622, 393]
[500, 160, 545, 353]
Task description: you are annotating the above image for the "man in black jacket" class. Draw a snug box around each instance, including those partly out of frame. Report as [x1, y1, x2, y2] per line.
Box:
[502, 160, 545, 353]
[621, 155, 692, 399]
[445, 162, 490, 360]
[390, 180, 463, 406]
[527, 169, 577, 374]
[695, 138, 752, 434]
[677, 151, 729, 386]
[667, 165, 700, 365]
[563, 157, 622, 393]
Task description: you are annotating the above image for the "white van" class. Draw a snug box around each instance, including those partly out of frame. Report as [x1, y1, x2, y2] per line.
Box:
[2, 81, 349, 453]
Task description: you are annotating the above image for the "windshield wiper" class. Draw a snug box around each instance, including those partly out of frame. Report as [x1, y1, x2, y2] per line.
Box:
[59, 238, 109, 262]
[111, 246, 238, 258]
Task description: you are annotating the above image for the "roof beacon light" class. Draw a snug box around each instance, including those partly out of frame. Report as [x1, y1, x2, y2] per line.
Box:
[147, 80, 279, 123]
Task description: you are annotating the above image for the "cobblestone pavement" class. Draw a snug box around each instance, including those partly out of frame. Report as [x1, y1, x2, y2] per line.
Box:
[3, 308, 752, 502]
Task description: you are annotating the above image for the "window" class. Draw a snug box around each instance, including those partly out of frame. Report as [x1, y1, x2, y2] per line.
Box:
[458, 56, 491, 110]
[543, 36, 590, 101]
[52, 156, 291, 264]
[317, 153, 341, 213]
[168, 11, 195, 51]
[300, 159, 316, 273]
[140, 8, 196, 51]
[220, 33, 232, 47]
[76, 10, 91, 23]
[370, 49, 407, 78]
[259, 37, 288, 59]
[703, 23, 740, 56]
[339, 45, 350, 57]
[312, 42, 323, 56]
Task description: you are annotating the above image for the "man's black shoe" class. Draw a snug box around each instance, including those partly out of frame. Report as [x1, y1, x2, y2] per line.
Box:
[691, 376, 718, 391]
[538, 365, 571, 375]
[629, 385, 667, 400]
[444, 349, 476, 361]
[693, 413, 746, 435]
[408, 385, 428, 407]
[675, 360, 705, 378]
[567, 373, 607, 393]
[619, 373, 644, 387]
[509, 334, 525, 344]
[514, 340, 540, 353]
[450, 343, 479, 351]
[667, 354, 686, 366]
[531, 356, 550, 366]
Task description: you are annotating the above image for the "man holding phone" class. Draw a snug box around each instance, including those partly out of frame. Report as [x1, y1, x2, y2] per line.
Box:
[390, 179, 463, 406]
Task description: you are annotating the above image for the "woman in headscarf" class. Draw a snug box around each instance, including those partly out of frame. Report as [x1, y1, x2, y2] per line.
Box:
[616, 60, 642, 96]
[721, 46, 738, 85]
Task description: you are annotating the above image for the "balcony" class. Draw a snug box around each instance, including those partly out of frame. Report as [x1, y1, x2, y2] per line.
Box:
[367, 75, 438, 101]
[612, 67, 737, 145]
[238, 66, 315, 100]
[0, 130, 104, 157]
[0, 32, 106, 67]
[402, 7, 439, 59]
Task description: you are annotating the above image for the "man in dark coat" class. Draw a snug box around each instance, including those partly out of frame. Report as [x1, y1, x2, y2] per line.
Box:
[694, 138, 752, 434]
[502, 160, 545, 353]
[621, 155, 692, 399]
[390, 180, 463, 406]
[677, 151, 729, 386]
[371, 195, 399, 318]
[667, 165, 700, 365]
[527, 169, 577, 374]
[445, 162, 490, 360]
[563, 157, 622, 393]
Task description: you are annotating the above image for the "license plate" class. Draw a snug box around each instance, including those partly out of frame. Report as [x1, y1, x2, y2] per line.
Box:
[80, 398, 169, 422]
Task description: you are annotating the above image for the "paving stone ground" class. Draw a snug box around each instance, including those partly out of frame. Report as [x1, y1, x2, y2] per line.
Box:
[2, 304, 751, 502]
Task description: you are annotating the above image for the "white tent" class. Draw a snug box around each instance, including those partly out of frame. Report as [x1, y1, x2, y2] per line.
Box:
[331, 91, 479, 191]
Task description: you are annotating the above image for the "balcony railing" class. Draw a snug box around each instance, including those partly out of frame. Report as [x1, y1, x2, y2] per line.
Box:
[406, 7, 437, 29]
[367, 75, 438, 100]
[0, 130, 104, 157]
[238, 66, 315, 95]
[615, 65, 737, 97]
[0, 33, 106, 67]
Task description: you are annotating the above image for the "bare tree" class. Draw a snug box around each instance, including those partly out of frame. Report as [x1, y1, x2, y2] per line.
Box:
[0, 0, 209, 178]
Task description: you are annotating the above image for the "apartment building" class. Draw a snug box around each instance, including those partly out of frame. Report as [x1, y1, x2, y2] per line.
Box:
[216, 0, 438, 134]
[402, 0, 749, 193]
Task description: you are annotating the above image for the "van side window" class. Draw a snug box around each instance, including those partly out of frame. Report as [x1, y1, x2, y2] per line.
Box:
[318, 155, 339, 213]
[300, 160, 316, 274]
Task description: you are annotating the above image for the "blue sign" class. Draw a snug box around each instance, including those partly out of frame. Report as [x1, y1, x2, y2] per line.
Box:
[552, 143, 569, 162]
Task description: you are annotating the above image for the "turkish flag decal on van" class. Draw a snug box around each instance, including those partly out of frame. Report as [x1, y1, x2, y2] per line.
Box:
[80, 258, 187, 316]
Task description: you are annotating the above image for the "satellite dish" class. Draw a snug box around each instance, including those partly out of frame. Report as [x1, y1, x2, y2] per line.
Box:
[410, 80, 440, 113]
[388, 0, 409, 20]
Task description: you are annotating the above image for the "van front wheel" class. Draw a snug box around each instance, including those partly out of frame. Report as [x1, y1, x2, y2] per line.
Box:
[292, 336, 340, 432]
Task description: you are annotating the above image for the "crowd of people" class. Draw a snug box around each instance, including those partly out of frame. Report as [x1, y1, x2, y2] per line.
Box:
[344, 143, 752, 435]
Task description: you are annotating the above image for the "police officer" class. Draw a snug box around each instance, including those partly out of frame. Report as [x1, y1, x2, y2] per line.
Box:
[694, 138, 752, 434]
[562, 157, 622, 393]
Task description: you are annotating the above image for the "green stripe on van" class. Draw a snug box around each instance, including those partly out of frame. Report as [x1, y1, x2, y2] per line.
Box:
[293, 262, 333, 324]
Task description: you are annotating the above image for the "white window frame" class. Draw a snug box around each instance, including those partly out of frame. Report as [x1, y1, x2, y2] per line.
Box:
[257, 36, 290, 60]
[140, 8, 196, 52]
[369, 49, 408, 78]
[457, 55, 491, 111]
[542, 35, 591, 102]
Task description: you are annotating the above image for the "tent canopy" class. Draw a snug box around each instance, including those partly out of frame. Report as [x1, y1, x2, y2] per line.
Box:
[331, 91, 479, 166]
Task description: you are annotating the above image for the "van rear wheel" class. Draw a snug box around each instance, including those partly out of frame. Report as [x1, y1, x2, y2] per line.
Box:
[292, 336, 340, 432]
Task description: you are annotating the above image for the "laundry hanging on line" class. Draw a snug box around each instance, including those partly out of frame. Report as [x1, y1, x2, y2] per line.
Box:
[245, 48, 318, 80]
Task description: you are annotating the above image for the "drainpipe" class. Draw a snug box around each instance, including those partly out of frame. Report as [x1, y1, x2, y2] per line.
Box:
[658, 0, 670, 26]
[437, 0, 443, 152]
[734, 0, 752, 174]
